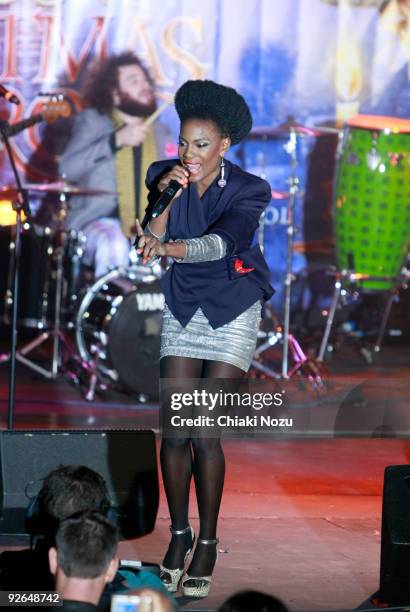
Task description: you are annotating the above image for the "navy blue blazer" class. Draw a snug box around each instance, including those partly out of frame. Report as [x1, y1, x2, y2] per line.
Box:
[145, 159, 274, 329]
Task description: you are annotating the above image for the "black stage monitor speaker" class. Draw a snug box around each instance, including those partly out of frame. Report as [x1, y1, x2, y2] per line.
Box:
[380, 465, 410, 604]
[0, 429, 159, 539]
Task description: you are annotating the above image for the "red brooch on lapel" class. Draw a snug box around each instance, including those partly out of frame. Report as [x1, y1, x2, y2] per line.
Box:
[234, 258, 255, 274]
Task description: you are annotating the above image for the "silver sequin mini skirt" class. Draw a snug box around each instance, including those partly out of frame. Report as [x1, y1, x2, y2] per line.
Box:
[160, 301, 262, 372]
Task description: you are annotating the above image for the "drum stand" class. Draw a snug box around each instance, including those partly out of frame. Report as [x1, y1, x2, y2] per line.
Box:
[250, 128, 323, 386]
[251, 302, 323, 381]
[281, 128, 300, 377]
[0, 120, 32, 428]
[0, 193, 74, 381]
[317, 270, 409, 362]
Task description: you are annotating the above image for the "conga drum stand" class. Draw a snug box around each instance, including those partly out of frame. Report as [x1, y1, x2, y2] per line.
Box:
[317, 270, 409, 362]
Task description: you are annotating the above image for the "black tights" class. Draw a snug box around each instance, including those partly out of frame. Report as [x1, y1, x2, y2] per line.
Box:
[160, 356, 244, 575]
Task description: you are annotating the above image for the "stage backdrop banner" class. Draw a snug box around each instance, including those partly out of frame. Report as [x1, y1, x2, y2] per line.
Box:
[0, 0, 408, 311]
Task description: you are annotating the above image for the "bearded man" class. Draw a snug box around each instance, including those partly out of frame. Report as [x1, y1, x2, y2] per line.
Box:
[59, 52, 171, 278]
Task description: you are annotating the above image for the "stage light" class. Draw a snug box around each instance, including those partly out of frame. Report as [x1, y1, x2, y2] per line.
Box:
[0, 200, 26, 226]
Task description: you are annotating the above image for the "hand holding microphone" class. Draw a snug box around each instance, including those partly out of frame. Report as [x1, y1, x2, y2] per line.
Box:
[152, 165, 189, 218]
[134, 165, 189, 260]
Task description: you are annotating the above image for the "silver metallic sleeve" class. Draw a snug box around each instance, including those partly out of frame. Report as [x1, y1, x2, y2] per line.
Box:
[175, 234, 227, 263]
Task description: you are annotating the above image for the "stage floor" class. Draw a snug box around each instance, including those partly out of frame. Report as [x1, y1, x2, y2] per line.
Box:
[0, 339, 409, 611]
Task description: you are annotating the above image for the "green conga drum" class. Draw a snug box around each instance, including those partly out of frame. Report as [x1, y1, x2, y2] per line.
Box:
[334, 115, 410, 291]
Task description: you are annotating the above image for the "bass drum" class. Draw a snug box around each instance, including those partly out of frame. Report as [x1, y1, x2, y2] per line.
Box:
[0, 224, 85, 328]
[76, 267, 164, 398]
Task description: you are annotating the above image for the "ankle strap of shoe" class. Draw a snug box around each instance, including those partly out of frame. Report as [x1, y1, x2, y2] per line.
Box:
[198, 538, 219, 545]
[169, 525, 191, 535]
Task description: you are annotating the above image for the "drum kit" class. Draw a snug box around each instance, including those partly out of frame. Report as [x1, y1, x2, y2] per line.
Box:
[1, 113, 409, 403]
[0, 181, 164, 401]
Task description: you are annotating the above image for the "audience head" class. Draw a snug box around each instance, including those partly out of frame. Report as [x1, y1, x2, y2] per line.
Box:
[49, 511, 119, 603]
[38, 464, 111, 524]
[219, 590, 289, 612]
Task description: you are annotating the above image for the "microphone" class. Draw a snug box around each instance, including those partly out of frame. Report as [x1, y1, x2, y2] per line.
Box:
[133, 179, 182, 248]
[0, 84, 20, 105]
[150, 179, 181, 219]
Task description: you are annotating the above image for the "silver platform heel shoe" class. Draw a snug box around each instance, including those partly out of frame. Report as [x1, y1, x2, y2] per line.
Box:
[181, 538, 218, 598]
[159, 525, 195, 593]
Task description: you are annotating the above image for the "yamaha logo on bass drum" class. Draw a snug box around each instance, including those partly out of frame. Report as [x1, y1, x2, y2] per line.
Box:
[135, 292, 165, 312]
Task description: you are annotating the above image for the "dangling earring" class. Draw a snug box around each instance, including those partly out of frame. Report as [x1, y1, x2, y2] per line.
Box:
[218, 157, 226, 188]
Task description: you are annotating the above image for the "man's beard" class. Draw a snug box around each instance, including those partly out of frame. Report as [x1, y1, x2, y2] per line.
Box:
[116, 91, 157, 118]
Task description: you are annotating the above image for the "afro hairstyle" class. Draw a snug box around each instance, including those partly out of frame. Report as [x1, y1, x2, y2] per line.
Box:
[174, 80, 252, 145]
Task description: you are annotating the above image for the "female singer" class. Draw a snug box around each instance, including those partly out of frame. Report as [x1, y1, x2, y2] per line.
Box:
[135, 79, 273, 598]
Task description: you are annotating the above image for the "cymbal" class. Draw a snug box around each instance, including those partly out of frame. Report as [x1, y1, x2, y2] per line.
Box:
[0, 183, 118, 197]
[23, 181, 118, 196]
[249, 121, 340, 139]
[311, 122, 341, 135]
